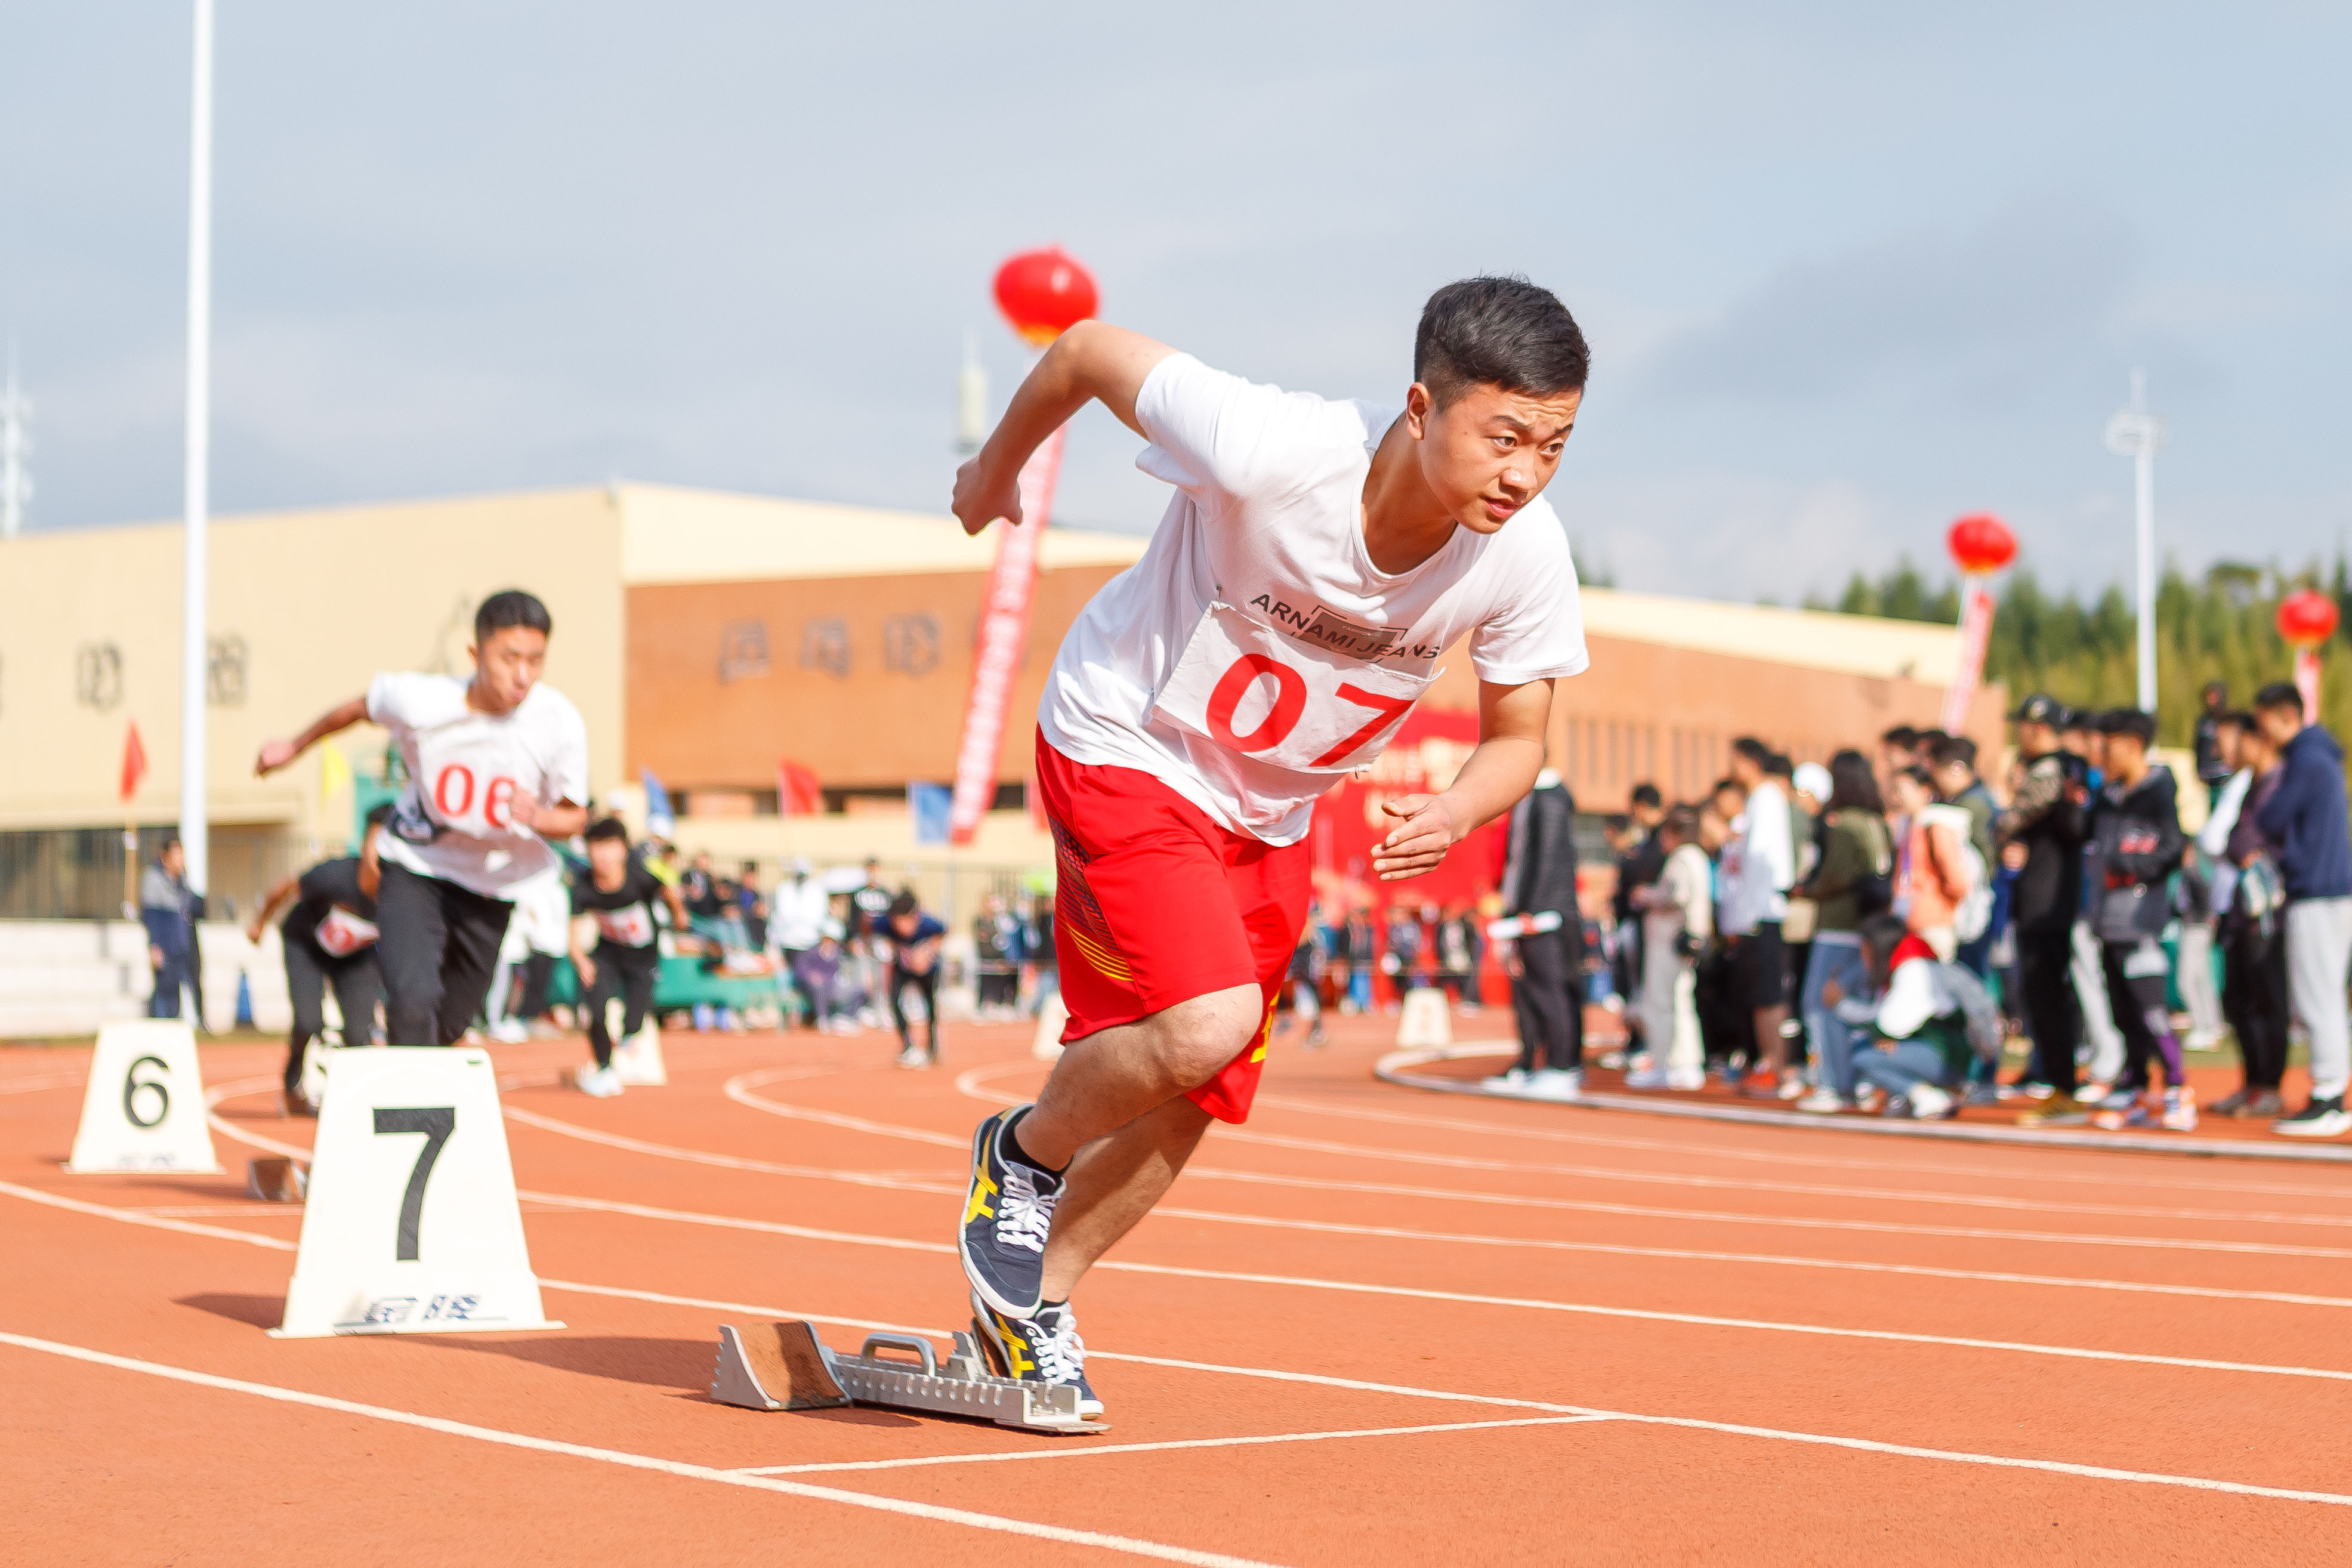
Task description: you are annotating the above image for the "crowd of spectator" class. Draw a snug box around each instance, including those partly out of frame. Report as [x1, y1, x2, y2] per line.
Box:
[1592, 680, 2352, 1137]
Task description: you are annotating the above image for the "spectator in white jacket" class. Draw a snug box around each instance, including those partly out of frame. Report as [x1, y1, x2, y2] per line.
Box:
[768, 858, 832, 1029]
[1720, 737, 1798, 1096]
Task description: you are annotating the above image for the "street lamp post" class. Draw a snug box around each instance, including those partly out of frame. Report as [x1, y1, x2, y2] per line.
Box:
[180, 0, 215, 902]
[2104, 371, 2165, 714]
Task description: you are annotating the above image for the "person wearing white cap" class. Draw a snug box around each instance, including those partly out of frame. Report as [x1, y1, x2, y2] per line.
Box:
[768, 857, 831, 1029]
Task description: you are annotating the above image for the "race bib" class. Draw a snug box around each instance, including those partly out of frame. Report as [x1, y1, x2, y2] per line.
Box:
[1152, 604, 1437, 775]
[314, 906, 380, 958]
[410, 722, 535, 838]
[595, 903, 656, 948]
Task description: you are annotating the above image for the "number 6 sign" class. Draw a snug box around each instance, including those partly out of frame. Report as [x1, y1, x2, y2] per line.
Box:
[1153, 603, 1437, 774]
[64, 1021, 222, 1174]
[273, 1048, 561, 1338]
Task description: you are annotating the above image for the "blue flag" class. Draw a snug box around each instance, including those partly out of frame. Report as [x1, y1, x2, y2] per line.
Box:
[909, 782, 952, 845]
[641, 767, 675, 838]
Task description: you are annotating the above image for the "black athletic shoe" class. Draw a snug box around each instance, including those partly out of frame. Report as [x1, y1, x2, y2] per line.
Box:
[959, 1106, 1060, 1318]
[973, 1291, 1103, 1419]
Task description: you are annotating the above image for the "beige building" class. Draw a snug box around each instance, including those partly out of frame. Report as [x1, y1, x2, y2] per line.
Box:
[0, 481, 1997, 923]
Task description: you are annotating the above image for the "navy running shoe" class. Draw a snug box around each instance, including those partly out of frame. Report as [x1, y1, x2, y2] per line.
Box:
[959, 1106, 1060, 1318]
[973, 1291, 1103, 1419]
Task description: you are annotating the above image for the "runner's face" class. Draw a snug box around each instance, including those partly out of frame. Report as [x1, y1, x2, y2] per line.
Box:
[589, 837, 628, 886]
[470, 626, 548, 714]
[1409, 381, 1581, 534]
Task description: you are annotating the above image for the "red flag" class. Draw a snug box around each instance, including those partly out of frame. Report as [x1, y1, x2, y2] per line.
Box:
[777, 758, 823, 816]
[119, 721, 148, 803]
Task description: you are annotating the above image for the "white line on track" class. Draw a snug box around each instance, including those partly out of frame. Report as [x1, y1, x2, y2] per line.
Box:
[717, 1073, 2352, 1262]
[726, 1067, 968, 1147]
[504, 1104, 956, 1194]
[0, 1331, 1279, 1567]
[0, 1071, 87, 1096]
[731, 1416, 1614, 1475]
[1246, 1089, 2352, 1203]
[13, 1181, 2352, 1512]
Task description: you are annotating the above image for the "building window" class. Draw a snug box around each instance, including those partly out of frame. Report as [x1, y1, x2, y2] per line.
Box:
[75, 643, 122, 710]
[719, 619, 771, 683]
[206, 635, 248, 706]
[798, 618, 850, 680]
[882, 613, 940, 677]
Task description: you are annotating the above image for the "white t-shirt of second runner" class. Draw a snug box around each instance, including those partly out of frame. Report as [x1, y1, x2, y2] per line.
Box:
[367, 672, 591, 897]
[1038, 353, 1590, 845]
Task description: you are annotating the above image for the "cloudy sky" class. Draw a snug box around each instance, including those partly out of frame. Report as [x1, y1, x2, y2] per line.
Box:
[4, 2, 2347, 602]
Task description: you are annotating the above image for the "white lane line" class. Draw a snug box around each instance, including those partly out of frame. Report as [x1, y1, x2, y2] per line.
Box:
[0, 1072, 87, 1096]
[14, 1183, 2352, 1510]
[507, 1282, 2352, 1512]
[726, 1068, 968, 1148]
[1215, 1125, 2352, 1231]
[1144, 1206, 2352, 1310]
[503, 1105, 956, 1196]
[0, 1332, 1277, 1567]
[731, 1416, 1613, 1475]
[1247, 1090, 2352, 1203]
[481, 1186, 2352, 1387]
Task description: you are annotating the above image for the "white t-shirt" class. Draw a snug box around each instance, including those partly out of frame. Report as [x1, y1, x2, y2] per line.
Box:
[367, 673, 590, 898]
[1718, 779, 1796, 936]
[1037, 353, 1589, 845]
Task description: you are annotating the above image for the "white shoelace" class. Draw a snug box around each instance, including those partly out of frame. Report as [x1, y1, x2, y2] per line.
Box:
[1030, 1307, 1085, 1385]
[993, 1163, 1057, 1255]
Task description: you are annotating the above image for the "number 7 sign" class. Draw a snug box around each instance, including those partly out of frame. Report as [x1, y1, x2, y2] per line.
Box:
[1153, 604, 1437, 775]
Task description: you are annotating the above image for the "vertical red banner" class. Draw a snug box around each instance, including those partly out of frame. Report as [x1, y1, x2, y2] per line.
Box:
[2296, 647, 2322, 721]
[1940, 580, 1995, 734]
[947, 425, 1064, 845]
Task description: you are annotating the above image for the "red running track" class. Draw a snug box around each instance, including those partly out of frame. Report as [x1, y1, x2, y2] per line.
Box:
[6, 1013, 2352, 1565]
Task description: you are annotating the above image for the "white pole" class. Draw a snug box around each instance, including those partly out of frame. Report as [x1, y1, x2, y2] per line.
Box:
[180, 0, 214, 899]
[2134, 440, 2156, 713]
[2105, 370, 2165, 717]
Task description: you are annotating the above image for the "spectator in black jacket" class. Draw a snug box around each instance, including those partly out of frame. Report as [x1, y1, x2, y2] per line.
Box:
[140, 838, 197, 1021]
[2202, 710, 2290, 1116]
[1999, 695, 2093, 1124]
[1490, 767, 1582, 1100]
[2192, 681, 2233, 804]
[2253, 683, 2352, 1137]
[2086, 710, 2194, 1131]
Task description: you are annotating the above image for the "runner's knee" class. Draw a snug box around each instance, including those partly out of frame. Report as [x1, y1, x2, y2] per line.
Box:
[1146, 983, 1266, 1085]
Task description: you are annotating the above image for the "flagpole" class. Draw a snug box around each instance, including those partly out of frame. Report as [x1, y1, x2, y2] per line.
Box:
[179, 0, 215, 900]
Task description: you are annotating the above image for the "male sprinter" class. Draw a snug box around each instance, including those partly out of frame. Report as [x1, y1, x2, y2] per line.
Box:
[245, 802, 393, 1115]
[951, 278, 1591, 1416]
[255, 590, 591, 1045]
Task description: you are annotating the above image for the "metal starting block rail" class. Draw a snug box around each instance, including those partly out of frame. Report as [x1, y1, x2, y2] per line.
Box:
[709, 1320, 1109, 1434]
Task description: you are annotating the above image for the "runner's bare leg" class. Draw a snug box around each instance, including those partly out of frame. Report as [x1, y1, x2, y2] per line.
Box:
[1039, 1096, 1215, 1301]
[1014, 981, 1263, 1168]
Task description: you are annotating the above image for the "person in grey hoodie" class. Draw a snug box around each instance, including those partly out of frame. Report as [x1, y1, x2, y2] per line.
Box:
[2252, 681, 2352, 1137]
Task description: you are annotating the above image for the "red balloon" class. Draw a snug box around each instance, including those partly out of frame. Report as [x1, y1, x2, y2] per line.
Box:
[2277, 588, 2340, 648]
[1946, 513, 2017, 576]
[993, 247, 1098, 345]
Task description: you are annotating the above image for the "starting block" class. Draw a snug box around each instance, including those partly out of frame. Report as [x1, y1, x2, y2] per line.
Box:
[247, 1157, 307, 1203]
[710, 1320, 1106, 1434]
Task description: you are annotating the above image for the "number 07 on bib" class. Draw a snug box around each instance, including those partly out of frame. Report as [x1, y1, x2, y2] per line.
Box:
[1151, 603, 1436, 774]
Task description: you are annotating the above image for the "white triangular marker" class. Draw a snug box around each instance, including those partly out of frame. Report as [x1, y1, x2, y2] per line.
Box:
[271, 1047, 562, 1338]
[65, 1021, 223, 1174]
[1394, 987, 1453, 1049]
[612, 1017, 666, 1086]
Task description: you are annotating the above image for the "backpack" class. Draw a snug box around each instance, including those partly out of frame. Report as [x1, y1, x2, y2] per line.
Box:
[1936, 962, 2007, 1064]
[1921, 805, 1992, 942]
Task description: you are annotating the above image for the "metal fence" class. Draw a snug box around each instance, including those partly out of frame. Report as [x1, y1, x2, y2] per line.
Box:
[0, 826, 325, 922]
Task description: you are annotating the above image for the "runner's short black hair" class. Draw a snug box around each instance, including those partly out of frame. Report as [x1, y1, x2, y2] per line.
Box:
[2097, 708, 2156, 743]
[1414, 276, 1589, 410]
[363, 802, 394, 831]
[475, 589, 552, 646]
[584, 816, 630, 845]
[888, 890, 920, 919]
[2254, 681, 2304, 716]
[1927, 734, 1978, 770]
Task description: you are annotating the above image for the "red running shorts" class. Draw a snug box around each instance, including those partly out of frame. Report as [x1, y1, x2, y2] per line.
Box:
[1033, 734, 1311, 1124]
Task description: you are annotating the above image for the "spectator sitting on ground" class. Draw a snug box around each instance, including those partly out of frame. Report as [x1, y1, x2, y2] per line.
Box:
[792, 921, 863, 1033]
[1828, 912, 1971, 1122]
